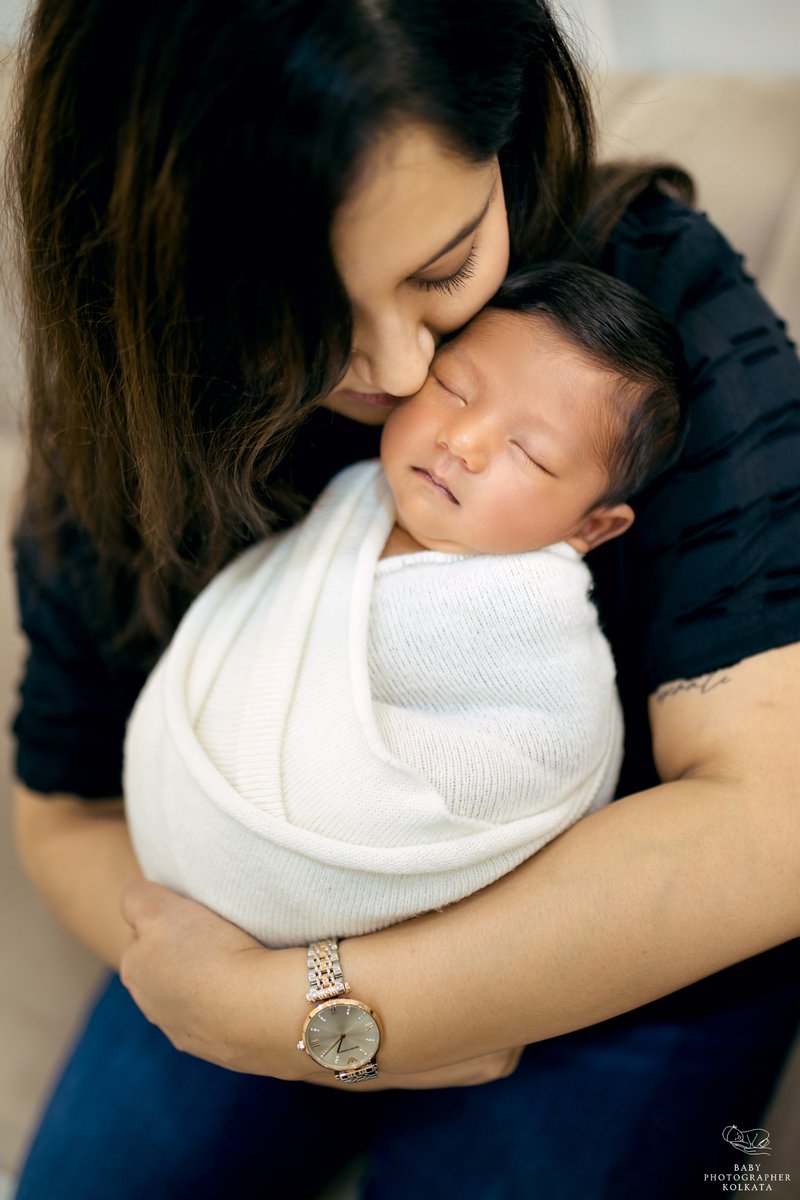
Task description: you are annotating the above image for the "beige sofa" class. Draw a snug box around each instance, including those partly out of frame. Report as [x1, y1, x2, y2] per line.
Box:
[0, 59, 798, 1194]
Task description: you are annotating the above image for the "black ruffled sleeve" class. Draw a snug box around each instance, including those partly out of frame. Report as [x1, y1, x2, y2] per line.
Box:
[590, 190, 800, 794]
[12, 522, 153, 798]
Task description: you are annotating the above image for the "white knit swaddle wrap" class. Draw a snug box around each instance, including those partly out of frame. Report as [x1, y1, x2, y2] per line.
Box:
[124, 460, 623, 947]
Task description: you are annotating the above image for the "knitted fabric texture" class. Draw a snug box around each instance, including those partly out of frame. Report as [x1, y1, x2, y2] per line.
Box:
[124, 460, 623, 947]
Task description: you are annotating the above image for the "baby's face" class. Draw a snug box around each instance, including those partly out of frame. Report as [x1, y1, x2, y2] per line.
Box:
[380, 308, 624, 556]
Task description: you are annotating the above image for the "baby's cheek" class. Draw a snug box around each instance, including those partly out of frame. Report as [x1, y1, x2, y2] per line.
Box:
[379, 404, 412, 474]
[381, 395, 427, 456]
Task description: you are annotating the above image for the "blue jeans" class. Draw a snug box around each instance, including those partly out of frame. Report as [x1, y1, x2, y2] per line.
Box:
[15, 942, 799, 1200]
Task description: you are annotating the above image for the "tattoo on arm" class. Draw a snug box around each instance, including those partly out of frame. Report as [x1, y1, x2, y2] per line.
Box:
[655, 671, 733, 705]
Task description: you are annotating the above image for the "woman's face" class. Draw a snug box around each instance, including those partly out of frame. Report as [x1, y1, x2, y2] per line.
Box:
[325, 122, 510, 425]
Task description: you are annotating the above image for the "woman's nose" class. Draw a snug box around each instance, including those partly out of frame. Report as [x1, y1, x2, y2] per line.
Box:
[350, 318, 436, 397]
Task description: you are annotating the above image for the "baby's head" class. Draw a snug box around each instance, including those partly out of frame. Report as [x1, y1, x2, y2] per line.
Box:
[380, 262, 687, 556]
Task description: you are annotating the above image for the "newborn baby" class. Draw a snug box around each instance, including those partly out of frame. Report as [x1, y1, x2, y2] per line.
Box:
[124, 262, 686, 947]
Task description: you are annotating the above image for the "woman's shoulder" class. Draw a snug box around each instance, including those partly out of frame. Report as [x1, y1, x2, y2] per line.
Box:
[601, 185, 799, 495]
[589, 186, 800, 729]
[600, 187, 779, 333]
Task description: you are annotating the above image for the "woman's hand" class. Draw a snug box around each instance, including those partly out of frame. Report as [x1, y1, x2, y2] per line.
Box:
[120, 880, 305, 1077]
[120, 880, 523, 1089]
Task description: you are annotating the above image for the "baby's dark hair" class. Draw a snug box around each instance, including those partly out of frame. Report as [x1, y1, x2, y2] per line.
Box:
[491, 262, 688, 505]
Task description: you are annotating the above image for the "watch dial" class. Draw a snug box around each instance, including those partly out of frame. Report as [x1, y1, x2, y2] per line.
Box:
[303, 1001, 381, 1071]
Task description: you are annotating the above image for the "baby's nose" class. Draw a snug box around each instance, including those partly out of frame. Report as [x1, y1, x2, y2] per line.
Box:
[438, 422, 487, 472]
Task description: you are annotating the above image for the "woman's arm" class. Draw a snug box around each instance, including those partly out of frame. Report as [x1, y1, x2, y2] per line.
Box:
[119, 640, 800, 1081]
[14, 782, 521, 1087]
[14, 784, 142, 968]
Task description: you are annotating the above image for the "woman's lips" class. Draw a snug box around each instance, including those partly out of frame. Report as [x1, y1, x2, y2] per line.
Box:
[412, 466, 459, 505]
[344, 389, 399, 409]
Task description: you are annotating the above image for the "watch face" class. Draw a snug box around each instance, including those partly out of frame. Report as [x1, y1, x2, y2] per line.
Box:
[301, 999, 381, 1071]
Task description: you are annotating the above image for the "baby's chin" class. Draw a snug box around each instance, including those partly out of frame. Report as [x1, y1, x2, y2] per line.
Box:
[403, 522, 556, 557]
[403, 527, 475, 556]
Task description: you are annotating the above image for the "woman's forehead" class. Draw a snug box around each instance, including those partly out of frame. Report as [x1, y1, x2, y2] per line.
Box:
[330, 122, 497, 288]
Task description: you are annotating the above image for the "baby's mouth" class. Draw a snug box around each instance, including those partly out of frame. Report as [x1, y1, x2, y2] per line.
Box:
[412, 466, 459, 505]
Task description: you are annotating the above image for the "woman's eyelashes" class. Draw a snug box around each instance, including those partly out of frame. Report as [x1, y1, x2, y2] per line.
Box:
[415, 248, 479, 295]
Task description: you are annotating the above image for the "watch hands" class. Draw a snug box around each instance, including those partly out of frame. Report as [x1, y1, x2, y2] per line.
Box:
[321, 1034, 361, 1058]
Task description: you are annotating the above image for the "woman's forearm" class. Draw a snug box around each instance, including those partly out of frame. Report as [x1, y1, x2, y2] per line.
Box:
[14, 783, 143, 968]
[344, 772, 798, 1074]
[115, 646, 800, 1085]
[117, 760, 797, 1085]
[336, 646, 800, 1075]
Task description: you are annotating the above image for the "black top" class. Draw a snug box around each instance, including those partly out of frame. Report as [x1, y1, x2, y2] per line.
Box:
[12, 190, 800, 802]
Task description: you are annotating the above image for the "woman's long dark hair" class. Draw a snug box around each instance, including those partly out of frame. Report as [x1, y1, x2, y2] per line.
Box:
[6, 0, 679, 648]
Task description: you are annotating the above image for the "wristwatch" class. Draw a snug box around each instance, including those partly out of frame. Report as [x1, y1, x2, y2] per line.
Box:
[297, 938, 382, 1083]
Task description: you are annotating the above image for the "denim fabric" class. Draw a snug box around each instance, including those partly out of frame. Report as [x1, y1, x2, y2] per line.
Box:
[15, 943, 799, 1200]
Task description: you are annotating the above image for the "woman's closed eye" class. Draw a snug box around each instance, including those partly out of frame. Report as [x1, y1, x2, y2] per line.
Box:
[414, 248, 478, 296]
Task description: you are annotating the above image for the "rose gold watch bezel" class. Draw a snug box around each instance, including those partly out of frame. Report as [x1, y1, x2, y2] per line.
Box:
[297, 997, 383, 1072]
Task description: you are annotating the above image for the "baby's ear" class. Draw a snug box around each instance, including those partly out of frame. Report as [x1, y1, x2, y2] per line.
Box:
[566, 503, 634, 554]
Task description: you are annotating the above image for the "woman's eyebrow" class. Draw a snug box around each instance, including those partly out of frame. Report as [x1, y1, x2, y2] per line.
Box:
[414, 178, 497, 272]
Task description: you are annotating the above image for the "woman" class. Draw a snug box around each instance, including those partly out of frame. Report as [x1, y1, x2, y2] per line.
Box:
[9, 1, 800, 1196]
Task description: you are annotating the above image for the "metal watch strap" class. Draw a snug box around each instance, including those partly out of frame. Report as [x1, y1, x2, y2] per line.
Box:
[336, 1063, 379, 1084]
[305, 938, 351, 1003]
[304, 939, 379, 1083]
